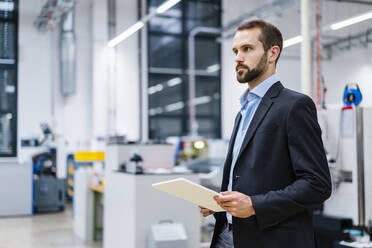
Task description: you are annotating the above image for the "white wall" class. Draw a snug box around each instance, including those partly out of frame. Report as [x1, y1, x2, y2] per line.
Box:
[115, 0, 140, 140]
[221, 0, 255, 138]
[91, 0, 140, 141]
[323, 47, 372, 107]
[18, 0, 53, 146]
[92, 0, 108, 140]
[18, 0, 93, 177]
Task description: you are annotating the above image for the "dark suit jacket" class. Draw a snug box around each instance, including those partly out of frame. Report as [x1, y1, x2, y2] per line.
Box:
[210, 82, 332, 248]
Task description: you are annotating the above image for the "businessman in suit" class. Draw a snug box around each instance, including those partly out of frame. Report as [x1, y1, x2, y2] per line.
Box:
[199, 20, 331, 248]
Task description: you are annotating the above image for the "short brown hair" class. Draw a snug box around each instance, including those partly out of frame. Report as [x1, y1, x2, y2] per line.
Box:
[237, 19, 283, 65]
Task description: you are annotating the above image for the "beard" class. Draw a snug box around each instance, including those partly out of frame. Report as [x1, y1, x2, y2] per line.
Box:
[236, 52, 268, 83]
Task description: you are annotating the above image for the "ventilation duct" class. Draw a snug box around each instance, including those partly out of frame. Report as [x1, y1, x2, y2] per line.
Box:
[34, 0, 75, 32]
[35, 0, 77, 96]
[60, 10, 76, 96]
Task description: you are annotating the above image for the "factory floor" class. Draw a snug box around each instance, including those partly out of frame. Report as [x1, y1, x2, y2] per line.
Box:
[0, 204, 102, 248]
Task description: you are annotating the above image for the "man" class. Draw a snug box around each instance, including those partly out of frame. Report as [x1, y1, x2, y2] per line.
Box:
[199, 20, 331, 248]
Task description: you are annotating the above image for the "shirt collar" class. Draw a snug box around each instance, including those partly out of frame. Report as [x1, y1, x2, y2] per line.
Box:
[239, 73, 280, 106]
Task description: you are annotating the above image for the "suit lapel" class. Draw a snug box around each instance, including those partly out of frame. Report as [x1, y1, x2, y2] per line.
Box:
[221, 112, 242, 190]
[227, 113, 242, 161]
[235, 82, 283, 164]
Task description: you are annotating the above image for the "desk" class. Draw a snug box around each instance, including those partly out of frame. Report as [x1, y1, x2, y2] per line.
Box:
[90, 184, 104, 194]
[103, 172, 200, 248]
[89, 184, 104, 241]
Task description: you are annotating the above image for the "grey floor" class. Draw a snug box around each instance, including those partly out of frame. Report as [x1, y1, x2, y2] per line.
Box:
[0, 205, 102, 248]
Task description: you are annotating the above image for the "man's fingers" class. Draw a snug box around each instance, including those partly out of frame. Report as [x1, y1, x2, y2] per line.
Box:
[220, 191, 236, 196]
[200, 209, 208, 214]
[219, 201, 238, 208]
[200, 208, 214, 217]
[214, 194, 238, 204]
[199, 206, 214, 215]
[219, 195, 236, 203]
[202, 211, 212, 217]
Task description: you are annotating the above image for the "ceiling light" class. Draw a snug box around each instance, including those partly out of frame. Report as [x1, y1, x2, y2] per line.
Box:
[108, 0, 182, 47]
[283, 10, 372, 48]
[167, 77, 182, 87]
[148, 84, 164, 95]
[165, 102, 184, 112]
[5, 85, 15, 93]
[330, 11, 372, 30]
[0, 2, 14, 12]
[283, 35, 303, 48]
[149, 107, 163, 116]
[193, 96, 211, 105]
[108, 21, 144, 47]
[156, 0, 181, 14]
[206, 64, 220, 73]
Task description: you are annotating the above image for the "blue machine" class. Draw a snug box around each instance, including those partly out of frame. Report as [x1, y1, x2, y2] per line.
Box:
[343, 84, 362, 106]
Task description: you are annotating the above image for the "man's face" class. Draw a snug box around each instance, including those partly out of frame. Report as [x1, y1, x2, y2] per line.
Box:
[232, 28, 268, 83]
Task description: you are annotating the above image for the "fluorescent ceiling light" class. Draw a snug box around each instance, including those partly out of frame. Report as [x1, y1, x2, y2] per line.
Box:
[330, 11, 372, 30]
[148, 84, 164, 95]
[283, 10, 372, 48]
[149, 107, 163, 116]
[167, 77, 182, 87]
[108, 0, 181, 47]
[193, 96, 211, 105]
[0, 2, 14, 11]
[108, 21, 144, 47]
[206, 64, 220, 73]
[165, 102, 184, 112]
[283, 35, 303, 48]
[0, 58, 15, 65]
[5, 85, 15, 93]
[156, 0, 181, 14]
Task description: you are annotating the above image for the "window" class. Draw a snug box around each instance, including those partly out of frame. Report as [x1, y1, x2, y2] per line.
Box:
[0, 0, 17, 157]
[147, 0, 221, 139]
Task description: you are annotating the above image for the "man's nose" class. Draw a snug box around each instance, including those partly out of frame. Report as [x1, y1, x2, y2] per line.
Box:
[235, 52, 244, 63]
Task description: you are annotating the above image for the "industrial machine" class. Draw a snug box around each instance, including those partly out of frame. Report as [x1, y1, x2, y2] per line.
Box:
[23, 123, 66, 213]
[33, 174, 66, 213]
[343, 84, 362, 107]
[317, 84, 372, 247]
[173, 137, 209, 165]
[105, 142, 175, 173]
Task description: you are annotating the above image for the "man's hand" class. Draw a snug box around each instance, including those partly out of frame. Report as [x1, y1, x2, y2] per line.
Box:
[213, 191, 256, 218]
[199, 206, 215, 217]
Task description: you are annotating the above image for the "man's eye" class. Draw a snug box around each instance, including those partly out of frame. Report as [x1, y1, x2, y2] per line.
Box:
[244, 47, 250, 51]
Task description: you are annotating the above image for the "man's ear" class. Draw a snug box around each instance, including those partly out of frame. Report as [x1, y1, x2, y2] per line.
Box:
[269, 46, 280, 64]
